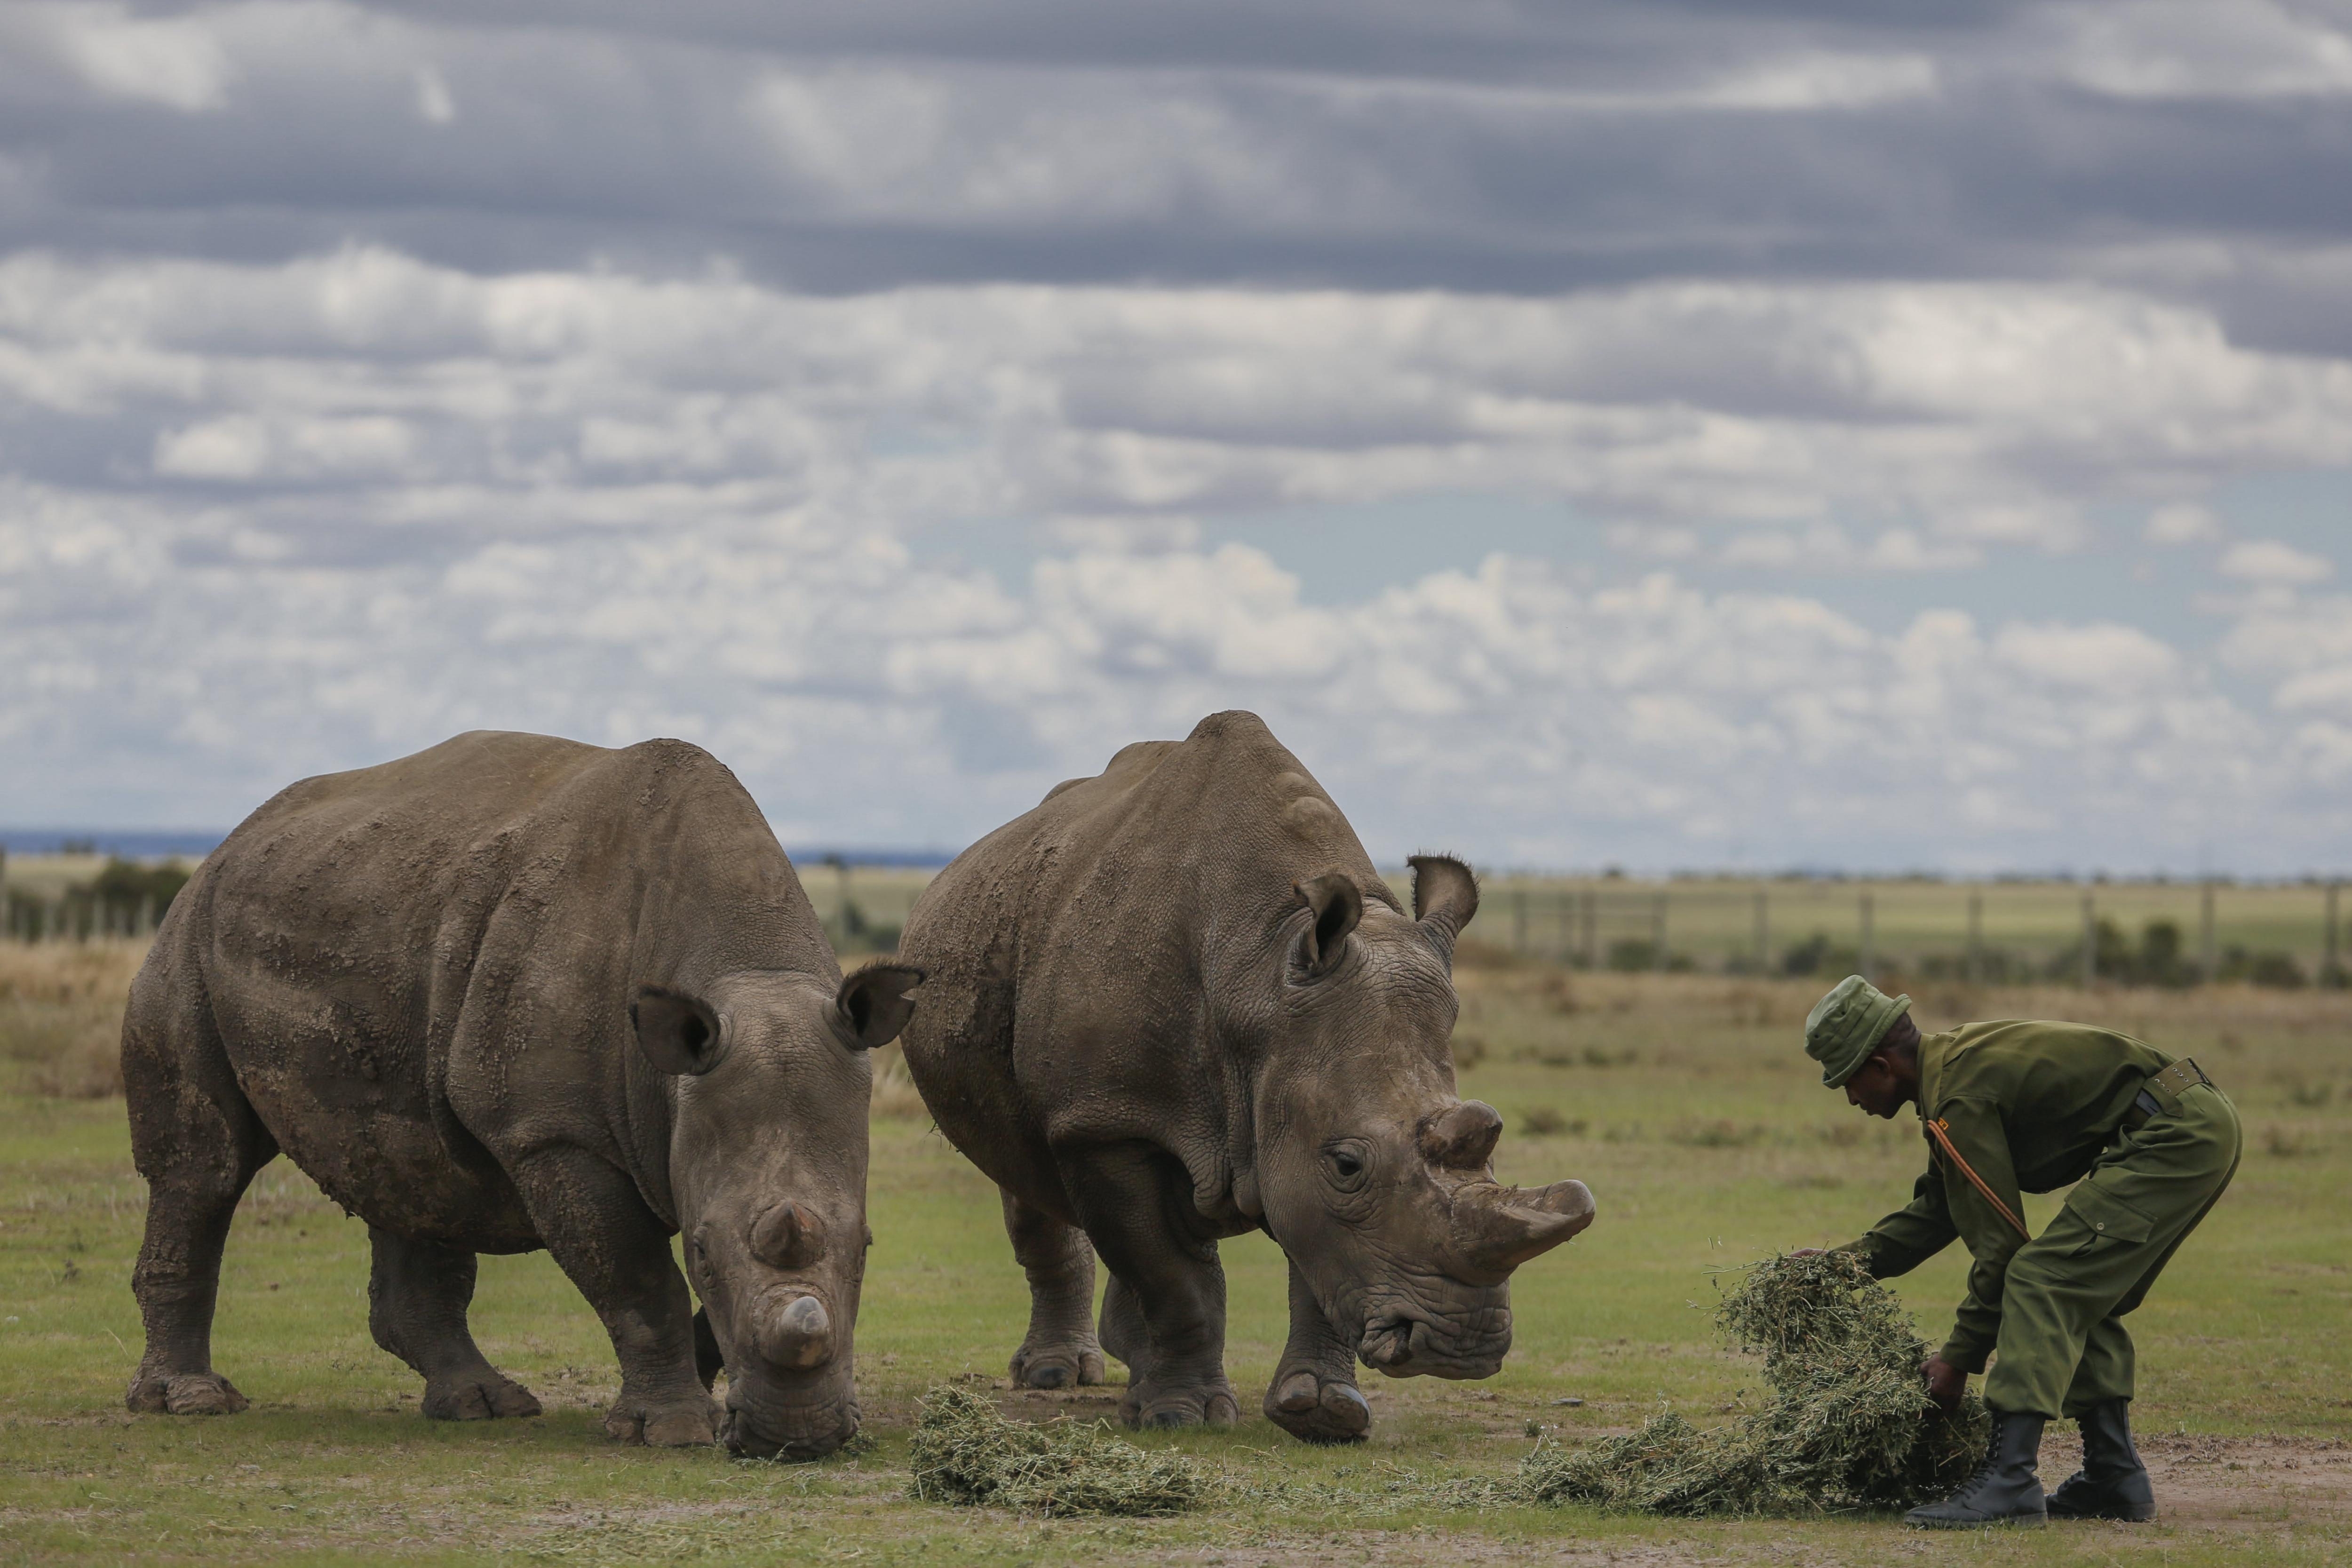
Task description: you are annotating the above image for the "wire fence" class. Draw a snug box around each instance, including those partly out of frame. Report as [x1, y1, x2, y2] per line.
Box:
[5, 851, 2344, 991]
[1477, 878, 2348, 989]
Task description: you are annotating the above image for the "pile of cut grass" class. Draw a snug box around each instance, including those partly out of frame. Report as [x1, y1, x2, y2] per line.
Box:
[1516, 1250, 1987, 1515]
[907, 1384, 1206, 1517]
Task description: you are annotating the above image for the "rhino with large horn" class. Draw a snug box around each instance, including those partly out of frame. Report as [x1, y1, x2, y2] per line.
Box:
[898, 710, 1594, 1443]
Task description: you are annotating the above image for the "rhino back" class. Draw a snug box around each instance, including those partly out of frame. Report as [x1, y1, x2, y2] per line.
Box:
[179, 731, 825, 1246]
[902, 712, 1393, 1206]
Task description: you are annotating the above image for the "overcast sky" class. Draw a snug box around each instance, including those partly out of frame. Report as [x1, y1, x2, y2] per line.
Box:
[1, 1, 2348, 874]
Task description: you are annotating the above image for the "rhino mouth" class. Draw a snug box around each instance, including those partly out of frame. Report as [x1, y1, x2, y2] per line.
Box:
[721, 1389, 861, 1461]
[1357, 1309, 1511, 1379]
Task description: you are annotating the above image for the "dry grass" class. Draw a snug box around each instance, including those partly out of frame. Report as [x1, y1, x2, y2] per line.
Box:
[908, 1384, 1207, 1516]
[0, 938, 145, 1097]
[1514, 1251, 1985, 1516]
[869, 1043, 930, 1119]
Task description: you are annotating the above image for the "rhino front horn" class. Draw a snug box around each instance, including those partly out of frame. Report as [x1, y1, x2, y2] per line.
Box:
[758, 1293, 834, 1371]
[1453, 1178, 1596, 1282]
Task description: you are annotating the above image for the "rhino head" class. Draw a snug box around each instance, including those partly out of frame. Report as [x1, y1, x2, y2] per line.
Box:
[632, 963, 921, 1458]
[1247, 856, 1593, 1380]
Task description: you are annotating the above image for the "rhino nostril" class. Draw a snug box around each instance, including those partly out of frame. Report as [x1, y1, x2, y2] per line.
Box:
[759, 1292, 834, 1370]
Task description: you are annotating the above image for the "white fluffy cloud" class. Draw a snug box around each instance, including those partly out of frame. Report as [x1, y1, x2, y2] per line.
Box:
[1, 246, 2346, 869]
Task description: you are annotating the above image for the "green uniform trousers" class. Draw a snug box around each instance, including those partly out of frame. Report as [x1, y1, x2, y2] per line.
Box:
[1984, 1079, 2241, 1418]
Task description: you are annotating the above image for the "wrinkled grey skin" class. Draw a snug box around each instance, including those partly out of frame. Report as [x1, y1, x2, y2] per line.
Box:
[120, 732, 917, 1459]
[898, 711, 1594, 1444]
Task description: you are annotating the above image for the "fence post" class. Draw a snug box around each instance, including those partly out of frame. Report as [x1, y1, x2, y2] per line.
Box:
[1753, 889, 1769, 976]
[1581, 889, 1598, 970]
[1966, 890, 1983, 983]
[1652, 892, 1668, 972]
[1859, 891, 1874, 982]
[2327, 881, 2341, 987]
[2080, 891, 2096, 989]
[2199, 881, 2217, 984]
[1512, 887, 1528, 955]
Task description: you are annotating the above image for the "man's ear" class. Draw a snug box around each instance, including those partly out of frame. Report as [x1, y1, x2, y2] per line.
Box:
[632, 985, 727, 1076]
[836, 964, 923, 1049]
[1292, 872, 1363, 979]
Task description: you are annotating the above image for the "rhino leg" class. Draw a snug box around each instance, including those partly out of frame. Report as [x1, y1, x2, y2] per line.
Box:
[511, 1149, 718, 1447]
[123, 993, 272, 1418]
[1264, 1257, 1372, 1444]
[1067, 1147, 1239, 1430]
[367, 1229, 542, 1421]
[1001, 1191, 1104, 1391]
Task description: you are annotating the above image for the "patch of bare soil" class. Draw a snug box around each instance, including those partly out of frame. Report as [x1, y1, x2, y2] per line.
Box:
[2116, 1431, 2352, 1528]
[1127, 1434, 2351, 1568]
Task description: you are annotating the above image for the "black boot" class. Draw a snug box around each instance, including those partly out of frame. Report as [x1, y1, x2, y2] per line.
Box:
[1906, 1408, 2048, 1528]
[2048, 1398, 2156, 1521]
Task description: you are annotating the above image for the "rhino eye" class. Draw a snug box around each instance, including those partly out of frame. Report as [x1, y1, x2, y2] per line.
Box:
[1323, 1142, 1370, 1193]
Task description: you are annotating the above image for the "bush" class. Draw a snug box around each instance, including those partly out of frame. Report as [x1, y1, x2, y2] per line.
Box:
[1780, 933, 1860, 979]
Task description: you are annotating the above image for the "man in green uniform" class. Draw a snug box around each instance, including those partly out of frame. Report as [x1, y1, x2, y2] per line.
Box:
[1805, 975, 2240, 1528]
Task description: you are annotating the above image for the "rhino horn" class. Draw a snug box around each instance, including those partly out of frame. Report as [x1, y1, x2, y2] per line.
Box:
[1453, 1178, 1596, 1280]
[750, 1200, 827, 1270]
[758, 1293, 834, 1371]
[1418, 1099, 1503, 1170]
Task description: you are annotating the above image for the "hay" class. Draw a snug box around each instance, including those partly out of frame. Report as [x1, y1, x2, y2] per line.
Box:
[907, 1385, 1207, 1517]
[1515, 1250, 1988, 1516]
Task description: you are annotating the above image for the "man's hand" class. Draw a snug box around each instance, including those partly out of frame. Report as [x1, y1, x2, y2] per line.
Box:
[1922, 1354, 1966, 1413]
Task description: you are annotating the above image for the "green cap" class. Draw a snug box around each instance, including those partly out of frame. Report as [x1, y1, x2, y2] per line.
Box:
[1804, 975, 1913, 1088]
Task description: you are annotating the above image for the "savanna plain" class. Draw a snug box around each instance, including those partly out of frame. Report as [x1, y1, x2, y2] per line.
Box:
[1, 932, 2346, 1567]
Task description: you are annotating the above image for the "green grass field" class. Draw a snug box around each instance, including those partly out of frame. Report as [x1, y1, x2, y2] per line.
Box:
[1, 947, 2346, 1565]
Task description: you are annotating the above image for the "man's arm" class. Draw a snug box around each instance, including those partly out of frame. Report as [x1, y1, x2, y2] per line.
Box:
[1923, 1097, 2028, 1370]
[1837, 1156, 1958, 1279]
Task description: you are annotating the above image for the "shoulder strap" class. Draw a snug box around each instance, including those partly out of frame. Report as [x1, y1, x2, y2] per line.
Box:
[1924, 1116, 2031, 1240]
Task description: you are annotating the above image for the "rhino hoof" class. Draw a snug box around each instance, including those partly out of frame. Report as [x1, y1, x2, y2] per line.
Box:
[423, 1374, 542, 1421]
[605, 1397, 721, 1447]
[1265, 1370, 1371, 1444]
[128, 1372, 249, 1417]
[1122, 1383, 1239, 1429]
[1010, 1341, 1105, 1391]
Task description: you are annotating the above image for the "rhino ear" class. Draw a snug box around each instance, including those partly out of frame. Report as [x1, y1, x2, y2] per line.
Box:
[633, 985, 728, 1076]
[835, 964, 923, 1049]
[1292, 872, 1364, 979]
[1409, 854, 1479, 969]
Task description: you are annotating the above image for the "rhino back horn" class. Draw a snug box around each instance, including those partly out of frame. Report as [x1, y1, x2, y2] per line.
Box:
[1418, 1100, 1504, 1170]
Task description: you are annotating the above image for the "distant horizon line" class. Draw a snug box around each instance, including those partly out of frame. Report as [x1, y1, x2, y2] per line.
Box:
[0, 828, 2341, 885]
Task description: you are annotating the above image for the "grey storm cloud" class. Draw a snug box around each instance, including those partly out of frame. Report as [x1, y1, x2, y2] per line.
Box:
[1, 2, 2348, 328]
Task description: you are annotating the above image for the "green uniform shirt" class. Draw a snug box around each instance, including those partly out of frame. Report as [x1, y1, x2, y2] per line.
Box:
[1846, 1020, 2174, 1371]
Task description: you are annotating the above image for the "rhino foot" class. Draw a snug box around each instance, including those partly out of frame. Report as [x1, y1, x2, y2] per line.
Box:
[604, 1393, 722, 1447]
[1264, 1369, 1371, 1444]
[423, 1373, 543, 1422]
[1120, 1377, 1239, 1430]
[127, 1370, 250, 1417]
[1010, 1338, 1105, 1391]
